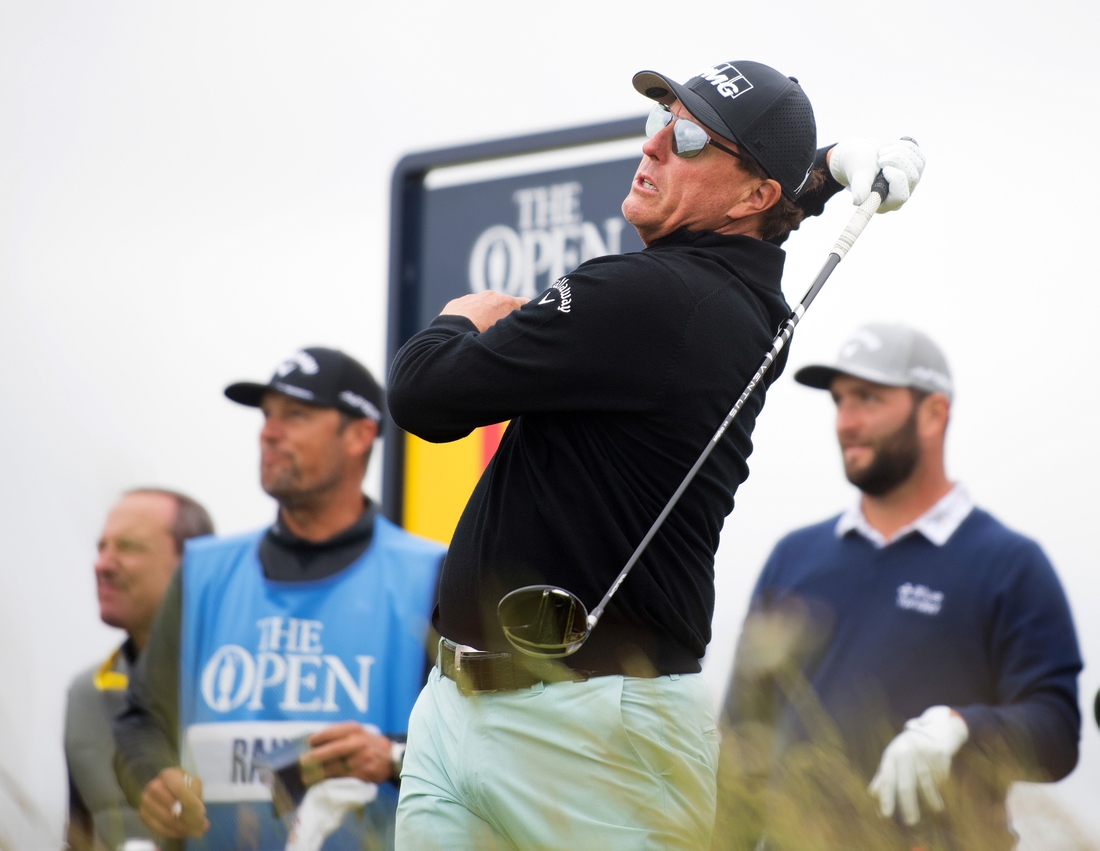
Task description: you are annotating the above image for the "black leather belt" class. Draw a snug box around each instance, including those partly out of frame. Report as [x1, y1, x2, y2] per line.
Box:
[439, 639, 592, 695]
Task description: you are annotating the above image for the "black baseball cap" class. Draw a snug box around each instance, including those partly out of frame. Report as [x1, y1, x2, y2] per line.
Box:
[225, 347, 385, 431]
[633, 60, 817, 199]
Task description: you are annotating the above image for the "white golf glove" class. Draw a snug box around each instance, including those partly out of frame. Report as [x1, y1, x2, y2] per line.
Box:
[829, 136, 925, 213]
[869, 705, 968, 826]
[285, 778, 377, 851]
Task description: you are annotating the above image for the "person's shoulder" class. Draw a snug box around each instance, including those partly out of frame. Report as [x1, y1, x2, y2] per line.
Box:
[757, 515, 845, 585]
[954, 506, 1060, 583]
[957, 507, 1047, 557]
[569, 247, 678, 289]
[66, 643, 125, 704]
[66, 660, 102, 701]
[182, 529, 265, 581]
[184, 528, 264, 558]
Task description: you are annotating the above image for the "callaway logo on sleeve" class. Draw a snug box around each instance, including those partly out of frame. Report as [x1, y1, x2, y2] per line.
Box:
[536, 277, 573, 314]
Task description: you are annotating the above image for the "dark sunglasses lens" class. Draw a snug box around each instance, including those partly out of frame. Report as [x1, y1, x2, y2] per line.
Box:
[498, 585, 590, 658]
[672, 119, 709, 158]
[646, 103, 675, 138]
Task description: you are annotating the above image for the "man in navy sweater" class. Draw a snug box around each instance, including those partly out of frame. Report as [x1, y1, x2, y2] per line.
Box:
[720, 323, 1081, 850]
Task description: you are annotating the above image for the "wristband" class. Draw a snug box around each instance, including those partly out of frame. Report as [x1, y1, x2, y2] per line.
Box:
[390, 741, 406, 780]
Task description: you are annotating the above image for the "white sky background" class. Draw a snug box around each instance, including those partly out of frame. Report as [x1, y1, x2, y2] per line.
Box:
[1, 0, 1098, 845]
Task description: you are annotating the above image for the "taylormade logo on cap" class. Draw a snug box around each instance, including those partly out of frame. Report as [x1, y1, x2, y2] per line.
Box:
[339, 391, 382, 422]
[909, 366, 952, 395]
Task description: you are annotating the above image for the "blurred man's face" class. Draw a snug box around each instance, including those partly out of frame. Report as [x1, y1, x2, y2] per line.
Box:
[621, 100, 761, 245]
[95, 492, 179, 647]
[259, 392, 367, 508]
[830, 375, 923, 496]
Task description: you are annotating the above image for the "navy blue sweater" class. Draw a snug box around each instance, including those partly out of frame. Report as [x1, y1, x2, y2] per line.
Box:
[725, 508, 1081, 784]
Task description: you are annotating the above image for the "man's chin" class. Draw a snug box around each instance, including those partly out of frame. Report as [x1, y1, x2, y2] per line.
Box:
[843, 460, 870, 485]
[261, 478, 297, 502]
[97, 606, 128, 631]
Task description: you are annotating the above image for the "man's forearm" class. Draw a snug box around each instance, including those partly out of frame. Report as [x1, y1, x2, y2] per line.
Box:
[957, 694, 1080, 782]
[113, 706, 179, 807]
[113, 571, 184, 805]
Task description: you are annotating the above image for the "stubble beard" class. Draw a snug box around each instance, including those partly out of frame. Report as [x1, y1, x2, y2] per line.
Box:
[844, 406, 921, 497]
[262, 455, 348, 514]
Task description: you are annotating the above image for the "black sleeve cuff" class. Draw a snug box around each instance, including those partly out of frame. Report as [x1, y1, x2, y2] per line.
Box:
[428, 314, 479, 333]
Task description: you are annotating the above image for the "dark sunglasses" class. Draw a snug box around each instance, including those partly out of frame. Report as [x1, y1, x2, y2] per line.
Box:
[646, 103, 742, 161]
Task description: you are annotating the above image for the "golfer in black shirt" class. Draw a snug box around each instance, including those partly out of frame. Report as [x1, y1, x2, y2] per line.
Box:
[389, 60, 924, 850]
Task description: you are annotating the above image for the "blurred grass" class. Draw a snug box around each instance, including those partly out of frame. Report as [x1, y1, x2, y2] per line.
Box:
[713, 605, 1098, 851]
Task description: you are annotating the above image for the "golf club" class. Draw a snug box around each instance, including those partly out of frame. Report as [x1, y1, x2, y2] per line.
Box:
[499, 169, 895, 658]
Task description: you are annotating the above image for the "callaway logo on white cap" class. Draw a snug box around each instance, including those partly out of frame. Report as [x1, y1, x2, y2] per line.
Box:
[698, 63, 754, 100]
[276, 350, 320, 378]
[839, 329, 883, 359]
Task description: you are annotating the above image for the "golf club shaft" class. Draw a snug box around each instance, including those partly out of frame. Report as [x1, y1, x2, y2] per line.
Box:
[586, 172, 891, 629]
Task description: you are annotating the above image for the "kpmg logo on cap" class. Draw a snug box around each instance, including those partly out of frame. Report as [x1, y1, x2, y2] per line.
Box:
[698, 63, 754, 100]
[276, 350, 320, 378]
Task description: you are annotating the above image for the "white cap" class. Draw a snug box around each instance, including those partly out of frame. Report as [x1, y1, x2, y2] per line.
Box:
[794, 323, 953, 399]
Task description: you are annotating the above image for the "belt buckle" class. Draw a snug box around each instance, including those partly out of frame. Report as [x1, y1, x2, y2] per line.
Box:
[453, 644, 476, 672]
[450, 642, 504, 696]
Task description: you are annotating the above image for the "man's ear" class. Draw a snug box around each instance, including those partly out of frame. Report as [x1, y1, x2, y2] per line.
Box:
[918, 393, 951, 439]
[726, 178, 782, 221]
[344, 417, 379, 459]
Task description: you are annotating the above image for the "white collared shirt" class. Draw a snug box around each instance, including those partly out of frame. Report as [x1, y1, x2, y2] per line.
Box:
[835, 484, 974, 549]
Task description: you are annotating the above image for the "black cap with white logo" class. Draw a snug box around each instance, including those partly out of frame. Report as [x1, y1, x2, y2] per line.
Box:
[633, 60, 817, 200]
[225, 347, 385, 431]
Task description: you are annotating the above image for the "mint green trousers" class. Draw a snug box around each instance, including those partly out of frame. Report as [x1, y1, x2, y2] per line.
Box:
[395, 665, 719, 850]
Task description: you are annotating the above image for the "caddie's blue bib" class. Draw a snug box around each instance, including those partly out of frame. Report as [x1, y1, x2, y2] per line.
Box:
[178, 516, 442, 851]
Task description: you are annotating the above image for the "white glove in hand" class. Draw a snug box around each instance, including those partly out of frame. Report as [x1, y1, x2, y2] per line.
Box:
[869, 705, 968, 826]
[285, 778, 377, 851]
[829, 136, 925, 213]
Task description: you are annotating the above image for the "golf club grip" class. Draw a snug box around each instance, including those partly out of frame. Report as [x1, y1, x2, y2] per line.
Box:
[832, 169, 886, 258]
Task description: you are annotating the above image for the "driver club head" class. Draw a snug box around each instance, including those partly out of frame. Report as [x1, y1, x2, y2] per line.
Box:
[498, 585, 592, 658]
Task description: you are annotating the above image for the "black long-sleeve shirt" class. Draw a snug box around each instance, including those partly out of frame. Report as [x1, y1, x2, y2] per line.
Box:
[388, 149, 843, 675]
[390, 227, 799, 674]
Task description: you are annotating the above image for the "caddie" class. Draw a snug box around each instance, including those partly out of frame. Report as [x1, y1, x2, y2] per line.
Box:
[721, 324, 1081, 850]
[387, 59, 924, 849]
[113, 347, 445, 850]
[66, 488, 213, 851]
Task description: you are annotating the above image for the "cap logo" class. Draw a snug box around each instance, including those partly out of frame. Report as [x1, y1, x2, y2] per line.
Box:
[908, 366, 953, 394]
[839, 329, 883, 360]
[794, 166, 812, 195]
[273, 382, 315, 401]
[275, 350, 320, 378]
[339, 391, 382, 422]
[697, 63, 753, 100]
